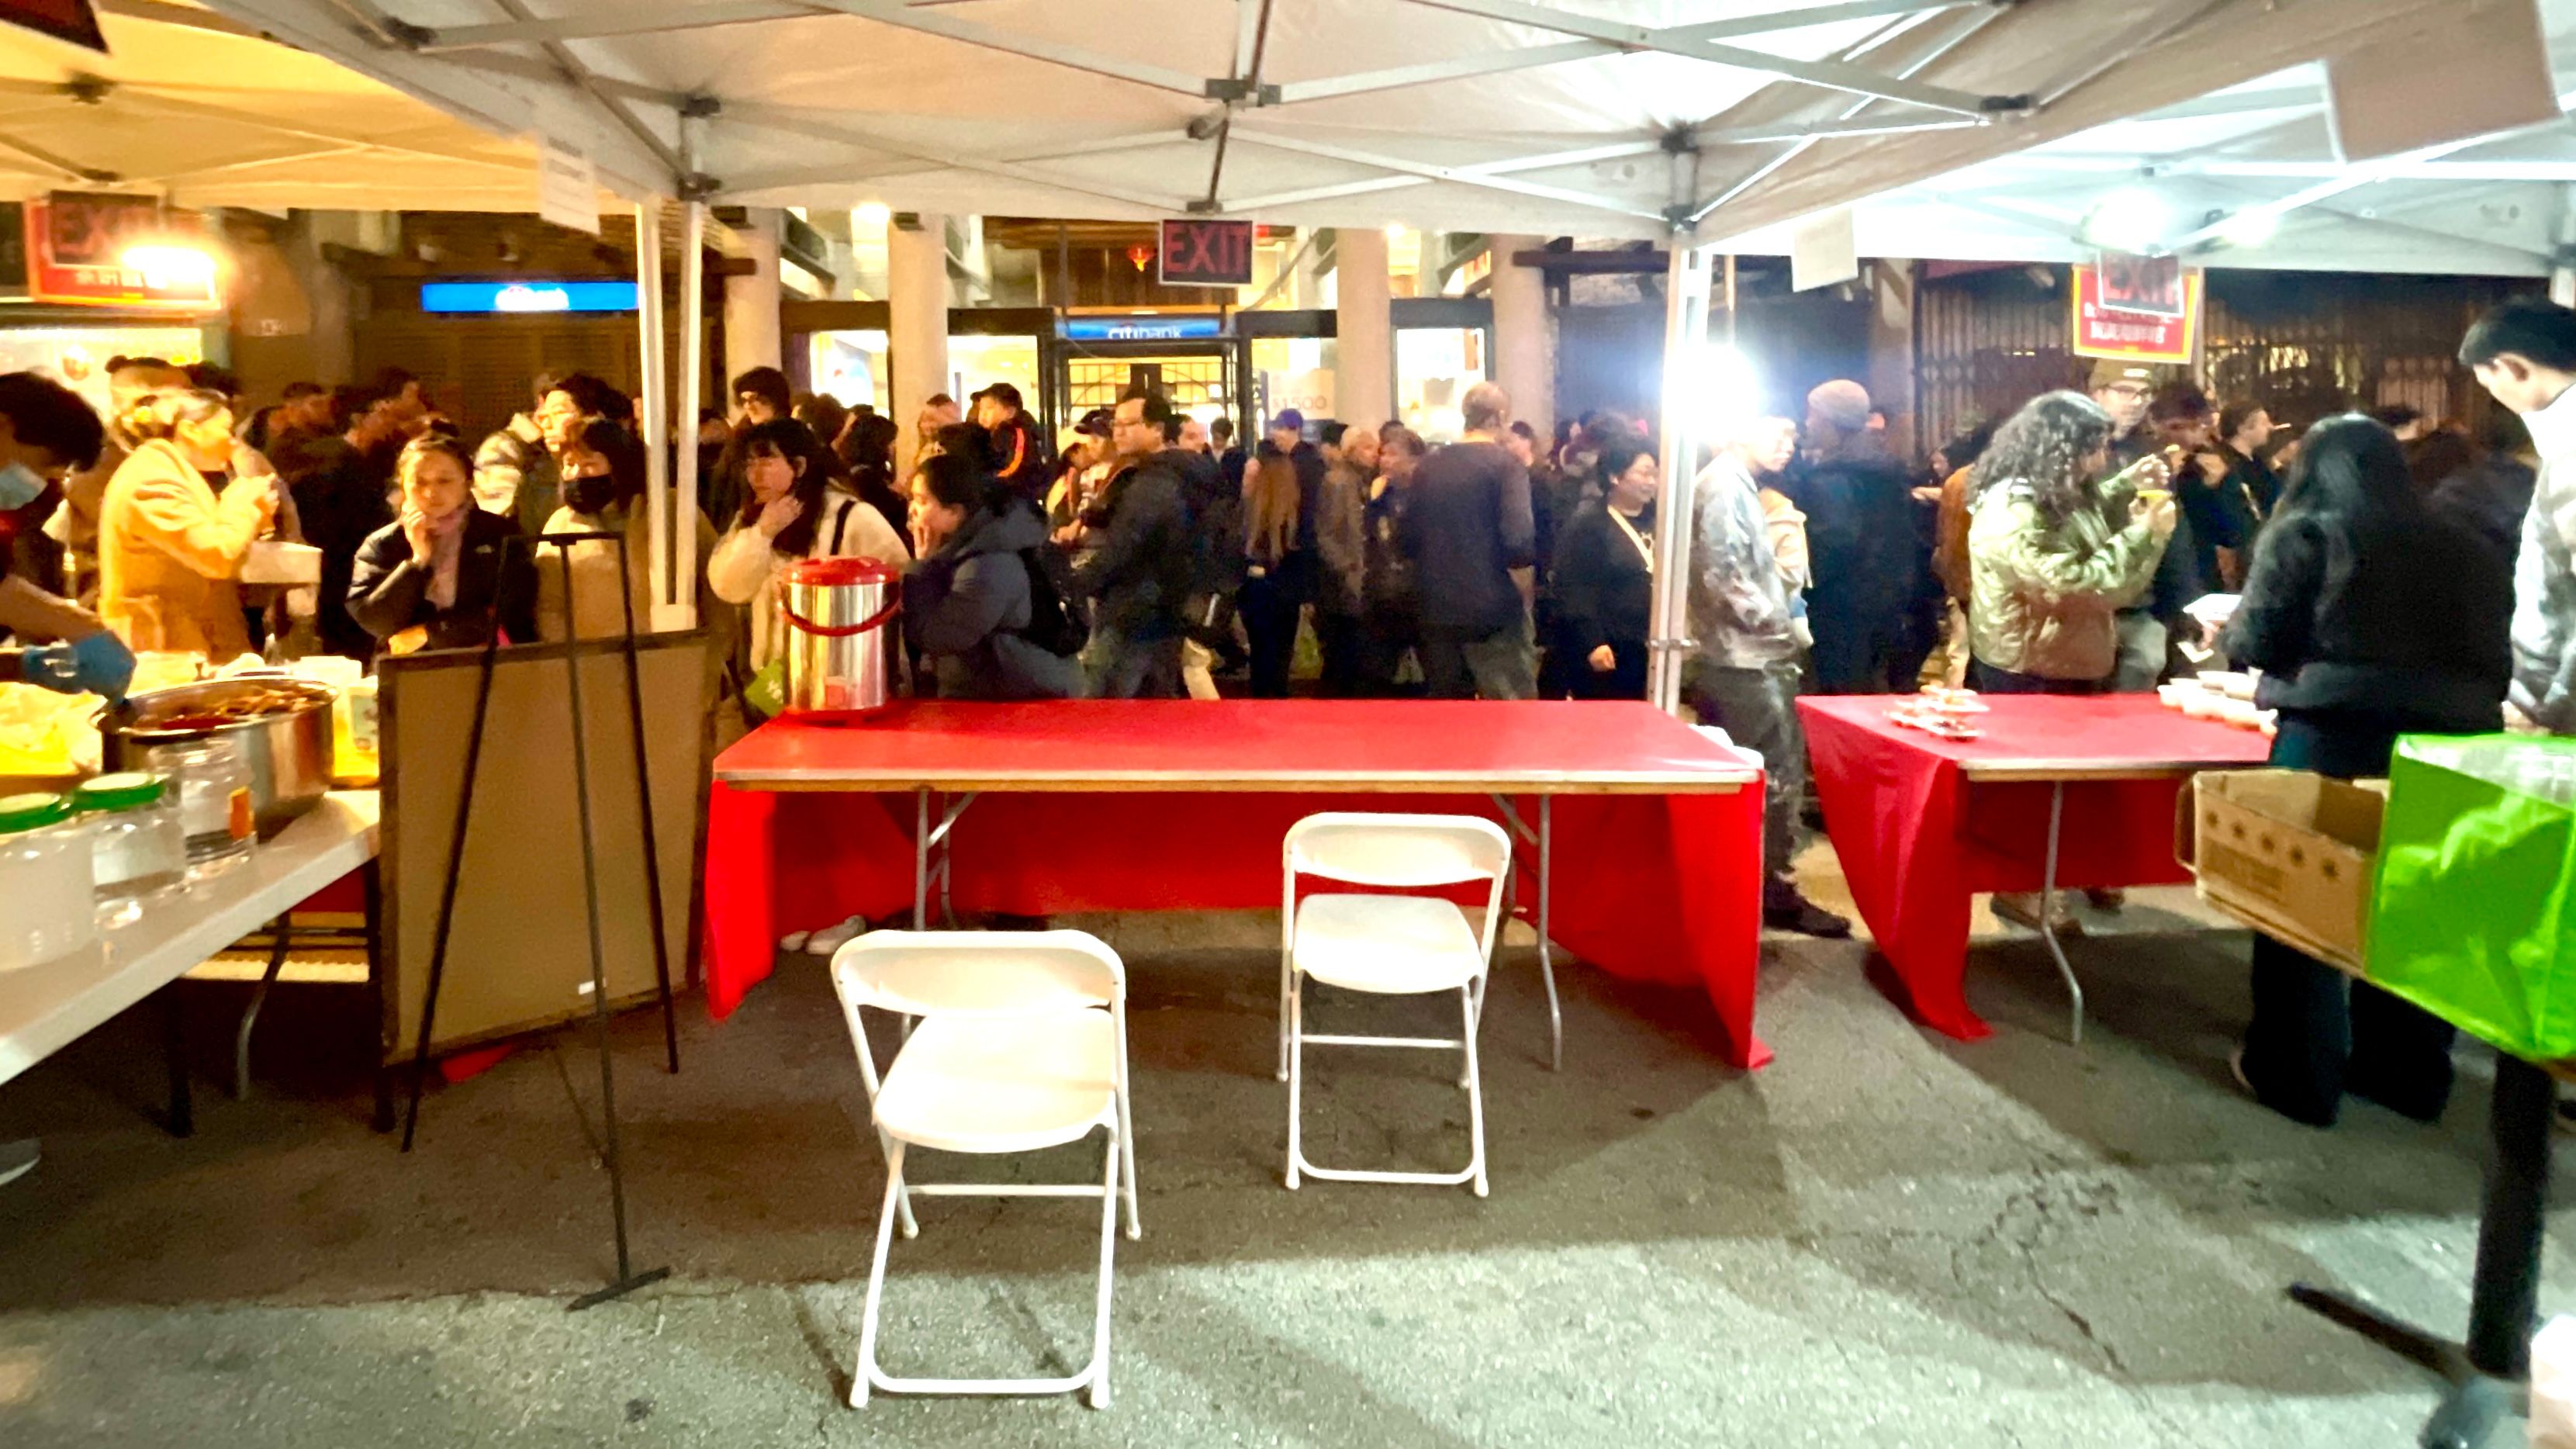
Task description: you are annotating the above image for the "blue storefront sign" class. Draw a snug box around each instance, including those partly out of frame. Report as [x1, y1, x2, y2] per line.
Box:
[421, 280, 639, 314]
[1060, 313, 1225, 342]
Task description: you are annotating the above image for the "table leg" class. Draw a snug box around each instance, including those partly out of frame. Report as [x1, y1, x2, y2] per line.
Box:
[1537, 796, 1561, 1072]
[365, 861, 392, 1135]
[2291, 1055, 2552, 1449]
[2035, 780, 2083, 1045]
[163, 987, 192, 1139]
[234, 913, 292, 1101]
[913, 788, 930, 932]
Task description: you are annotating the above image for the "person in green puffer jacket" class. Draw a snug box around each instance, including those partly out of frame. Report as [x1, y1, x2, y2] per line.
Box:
[1966, 389, 2179, 693]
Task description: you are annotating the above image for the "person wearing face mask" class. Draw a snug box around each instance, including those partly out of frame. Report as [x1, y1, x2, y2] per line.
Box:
[96, 389, 284, 658]
[0, 372, 129, 697]
[707, 417, 907, 700]
[346, 436, 538, 655]
[534, 419, 716, 643]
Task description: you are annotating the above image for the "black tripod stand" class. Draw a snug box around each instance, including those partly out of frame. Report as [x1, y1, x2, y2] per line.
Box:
[399, 528, 681, 1310]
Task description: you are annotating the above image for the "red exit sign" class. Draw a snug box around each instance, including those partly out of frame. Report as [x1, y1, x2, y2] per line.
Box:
[1159, 218, 1253, 288]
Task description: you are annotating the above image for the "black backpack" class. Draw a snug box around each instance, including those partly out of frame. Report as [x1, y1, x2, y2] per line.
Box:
[1018, 544, 1087, 659]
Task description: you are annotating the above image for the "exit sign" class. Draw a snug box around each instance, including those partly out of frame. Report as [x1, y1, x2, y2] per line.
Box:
[1159, 218, 1253, 288]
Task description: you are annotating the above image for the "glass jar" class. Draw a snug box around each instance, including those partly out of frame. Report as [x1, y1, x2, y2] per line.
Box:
[0, 792, 97, 970]
[74, 772, 186, 928]
[157, 735, 258, 875]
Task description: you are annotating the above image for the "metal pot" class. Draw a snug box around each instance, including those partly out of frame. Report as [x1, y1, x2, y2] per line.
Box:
[776, 556, 902, 721]
[100, 678, 337, 838]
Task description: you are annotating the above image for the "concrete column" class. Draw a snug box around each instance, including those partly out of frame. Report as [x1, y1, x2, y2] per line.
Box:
[1489, 233, 1550, 442]
[1332, 227, 1392, 431]
[1865, 259, 1918, 457]
[887, 211, 952, 479]
[721, 207, 783, 397]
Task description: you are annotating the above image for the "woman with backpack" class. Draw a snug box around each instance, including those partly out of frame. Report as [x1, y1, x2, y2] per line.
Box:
[903, 450, 1087, 700]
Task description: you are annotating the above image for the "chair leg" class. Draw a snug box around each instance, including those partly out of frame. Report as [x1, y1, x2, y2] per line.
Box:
[876, 1127, 918, 1239]
[1284, 973, 1304, 1191]
[1461, 987, 1489, 1199]
[1276, 947, 1292, 1083]
[851, 1140, 907, 1409]
[1087, 1125, 1120, 1409]
[1115, 1085, 1141, 1241]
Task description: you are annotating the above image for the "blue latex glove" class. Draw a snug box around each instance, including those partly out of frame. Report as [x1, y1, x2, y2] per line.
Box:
[19, 631, 136, 702]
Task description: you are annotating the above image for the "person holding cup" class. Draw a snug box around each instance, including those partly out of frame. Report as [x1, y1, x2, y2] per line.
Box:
[1964, 389, 2178, 695]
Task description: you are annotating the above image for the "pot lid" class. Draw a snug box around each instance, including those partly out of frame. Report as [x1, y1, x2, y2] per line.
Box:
[784, 555, 899, 588]
[75, 772, 166, 811]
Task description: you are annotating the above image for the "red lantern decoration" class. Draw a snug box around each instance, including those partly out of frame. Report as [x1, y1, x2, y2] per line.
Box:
[1125, 244, 1153, 273]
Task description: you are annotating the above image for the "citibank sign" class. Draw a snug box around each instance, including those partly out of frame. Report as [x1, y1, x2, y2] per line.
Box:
[422, 280, 640, 314]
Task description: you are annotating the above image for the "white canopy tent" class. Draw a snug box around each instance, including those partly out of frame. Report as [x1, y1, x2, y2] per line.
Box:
[153, 0, 2529, 688]
[0, 0, 549, 209]
[1709, 6, 2576, 280]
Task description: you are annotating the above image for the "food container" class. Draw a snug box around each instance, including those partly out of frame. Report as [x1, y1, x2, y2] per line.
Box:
[0, 792, 97, 970]
[157, 734, 258, 874]
[776, 555, 902, 721]
[240, 539, 323, 585]
[99, 677, 335, 837]
[74, 773, 185, 927]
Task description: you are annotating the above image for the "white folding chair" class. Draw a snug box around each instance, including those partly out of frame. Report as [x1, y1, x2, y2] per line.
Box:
[829, 929, 1140, 1409]
[1279, 812, 1511, 1197]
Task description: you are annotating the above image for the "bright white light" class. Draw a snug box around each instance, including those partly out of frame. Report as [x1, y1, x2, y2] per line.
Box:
[1690, 342, 1765, 432]
[854, 201, 892, 228]
[121, 244, 216, 289]
[1383, 223, 1406, 242]
[2083, 187, 2173, 252]
[2216, 209, 2279, 248]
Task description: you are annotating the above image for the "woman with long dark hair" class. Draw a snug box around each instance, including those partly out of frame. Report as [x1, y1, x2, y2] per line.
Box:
[708, 417, 908, 686]
[537, 418, 715, 641]
[1550, 437, 1658, 700]
[1238, 450, 1305, 697]
[903, 450, 1084, 700]
[1964, 389, 2177, 693]
[2222, 414, 2513, 1127]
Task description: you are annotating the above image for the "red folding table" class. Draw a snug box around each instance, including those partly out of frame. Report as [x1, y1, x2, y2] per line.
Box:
[1797, 694, 2273, 1043]
[703, 700, 1774, 1069]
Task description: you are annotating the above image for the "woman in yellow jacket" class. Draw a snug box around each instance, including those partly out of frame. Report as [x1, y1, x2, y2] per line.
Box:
[98, 389, 282, 658]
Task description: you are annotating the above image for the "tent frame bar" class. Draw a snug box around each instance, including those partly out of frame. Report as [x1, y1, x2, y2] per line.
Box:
[1402, 0, 2020, 117]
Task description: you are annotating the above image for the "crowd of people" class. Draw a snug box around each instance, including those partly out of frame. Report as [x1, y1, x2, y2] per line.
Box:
[11, 298, 2576, 1112]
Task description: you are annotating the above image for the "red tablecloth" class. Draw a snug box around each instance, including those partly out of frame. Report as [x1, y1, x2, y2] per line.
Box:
[702, 700, 1774, 1068]
[1797, 694, 2274, 1041]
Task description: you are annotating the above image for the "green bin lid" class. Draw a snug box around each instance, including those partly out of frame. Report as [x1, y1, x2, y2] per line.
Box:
[0, 791, 72, 833]
[74, 772, 165, 811]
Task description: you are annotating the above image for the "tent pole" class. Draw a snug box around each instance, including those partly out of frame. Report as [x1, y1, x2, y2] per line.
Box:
[635, 199, 673, 622]
[675, 197, 708, 615]
[1650, 242, 1710, 717]
[2554, 183, 2576, 307]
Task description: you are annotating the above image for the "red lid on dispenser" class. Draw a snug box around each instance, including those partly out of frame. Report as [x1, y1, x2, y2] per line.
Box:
[784, 555, 899, 588]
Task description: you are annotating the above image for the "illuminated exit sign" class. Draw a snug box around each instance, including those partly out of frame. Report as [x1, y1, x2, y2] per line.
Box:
[1158, 218, 1253, 288]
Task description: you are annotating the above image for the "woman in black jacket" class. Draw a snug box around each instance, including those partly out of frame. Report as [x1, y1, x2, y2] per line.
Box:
[904, 451, 1084, 701]
[2221, 413, 2514, 1129]
[1550, 437, 1659, 700]
[347, 435, 536, 654]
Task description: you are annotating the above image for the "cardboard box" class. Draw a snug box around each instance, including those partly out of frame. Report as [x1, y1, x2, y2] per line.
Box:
[2179, 770, 2387, 973]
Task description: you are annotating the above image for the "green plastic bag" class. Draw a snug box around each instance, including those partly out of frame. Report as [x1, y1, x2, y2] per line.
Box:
[2368, 734, 2576, 1060]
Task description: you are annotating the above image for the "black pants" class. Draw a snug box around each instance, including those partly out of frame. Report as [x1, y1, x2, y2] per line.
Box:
[2239, 713, 2456, 1127]
[1315, 610, 1364, 698]
[1685, 662, 1805, 887]
[1240, 572, 1301, 699]
[1360, 603, 1421, 697]
[1967, 659, 2105, 696]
